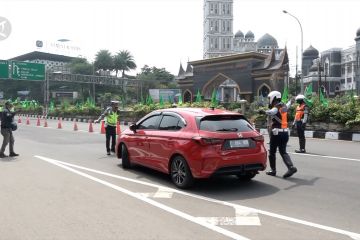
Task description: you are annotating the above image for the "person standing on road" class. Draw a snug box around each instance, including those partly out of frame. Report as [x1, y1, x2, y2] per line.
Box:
[0, 101, 19, 158]
[95, 100, 121, 155]
[259, 91, 297, 178]
[293, 94, 309, 153]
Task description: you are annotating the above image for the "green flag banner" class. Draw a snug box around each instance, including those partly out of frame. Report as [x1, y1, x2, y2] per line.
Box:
[320, 89, 328, 107]
[178, 94, 183, 106]
[196, 90, 202, 103]
[304, 83, 313, 99]
[159, 95, 164, 108]
[211, 89, 218, 107]
[281, 86, 288, 103]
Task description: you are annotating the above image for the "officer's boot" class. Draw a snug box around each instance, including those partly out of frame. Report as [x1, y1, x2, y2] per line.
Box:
[295, 137, 306, 153]
[282, 153, 297, 178]
[266, 154, 276, 176]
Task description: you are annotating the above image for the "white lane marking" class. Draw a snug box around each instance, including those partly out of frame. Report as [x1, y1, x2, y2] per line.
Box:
[35, 156, 360, 240]
[140, 188, 174, 198]
[290, 152, 360, 163]
[198, 206, 261, 226]
[35, 155, 250, 240]
[235, 206, 261, 226]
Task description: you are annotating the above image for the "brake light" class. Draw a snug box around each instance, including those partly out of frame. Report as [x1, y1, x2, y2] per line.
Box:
[192, 136, 224, 145]
[252, 135, 264, 142]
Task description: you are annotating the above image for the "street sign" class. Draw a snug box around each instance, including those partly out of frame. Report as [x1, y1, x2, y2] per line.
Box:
[0, 60, 9, 79]
[11, 61, 45, 81]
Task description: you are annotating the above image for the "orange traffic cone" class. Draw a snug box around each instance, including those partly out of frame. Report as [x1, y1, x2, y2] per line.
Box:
[88, 120, 94, 133]
[100, 120, 106, 134]
[44, 119, 48, 127]
[57, 118, 62, 129]
[26, 117, 30, 125]
[116, 121, 121, 135]
[18, 117, 22, 123]
[37, 117, 41, 126]
[73, 120, 78, 131]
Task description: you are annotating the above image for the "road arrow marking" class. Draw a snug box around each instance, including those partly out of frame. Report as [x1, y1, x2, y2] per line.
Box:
[139, 188, 174, 198]
[197, 206, 261, 226]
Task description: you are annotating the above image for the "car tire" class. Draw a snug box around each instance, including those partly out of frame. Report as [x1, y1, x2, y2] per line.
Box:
[121, 144, 131, 169]
[237, 172, 256, 181]
[170, 156, 194, 189]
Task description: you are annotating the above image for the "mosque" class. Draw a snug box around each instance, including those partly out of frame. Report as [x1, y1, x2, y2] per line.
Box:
[177, 0, 287, 103]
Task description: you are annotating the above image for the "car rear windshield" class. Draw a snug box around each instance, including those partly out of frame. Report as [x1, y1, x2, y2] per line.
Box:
[197, 115, 254, 132]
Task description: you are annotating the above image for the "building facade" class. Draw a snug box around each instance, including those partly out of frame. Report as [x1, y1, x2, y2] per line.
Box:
[303, 27, 360, 96]
[177, 49, 289, 103]
[203, 0, 282, 59]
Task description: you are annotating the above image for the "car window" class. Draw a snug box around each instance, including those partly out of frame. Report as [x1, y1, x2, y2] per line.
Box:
[197, 115, 253, 132]
[138, 115, 161, 130]
[159, 115, 183, 131]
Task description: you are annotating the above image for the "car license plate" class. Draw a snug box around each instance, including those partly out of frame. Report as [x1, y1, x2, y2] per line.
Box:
[229, 139, 249, 148]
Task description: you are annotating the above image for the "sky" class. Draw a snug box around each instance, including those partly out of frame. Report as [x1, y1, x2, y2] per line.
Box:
[0, 0, 359, 77]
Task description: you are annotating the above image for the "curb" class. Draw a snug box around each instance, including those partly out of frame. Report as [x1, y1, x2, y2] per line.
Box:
[18, 114, 134, 126]
[257, 128, 360, 142]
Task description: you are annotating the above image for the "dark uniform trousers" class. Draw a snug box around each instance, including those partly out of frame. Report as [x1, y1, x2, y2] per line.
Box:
[105, 125, 116, 152]
[269, 132, 294, 171]
[296, 121, 306, 150]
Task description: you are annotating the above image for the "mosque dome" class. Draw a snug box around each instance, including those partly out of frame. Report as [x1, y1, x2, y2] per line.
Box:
[303, 45, 319, 57]
[235, 30, 244, 38]
[245, 31, 254, 39]
[310, 64, 318, 72]
[257, 33, 278, 48]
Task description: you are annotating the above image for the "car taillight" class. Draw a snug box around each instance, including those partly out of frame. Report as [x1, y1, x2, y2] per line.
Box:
[252, 135, 264, 142]
[192, 136, 224, 145]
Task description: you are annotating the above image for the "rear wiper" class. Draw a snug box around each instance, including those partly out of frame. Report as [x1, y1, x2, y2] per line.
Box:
[216, 128, 238, 132]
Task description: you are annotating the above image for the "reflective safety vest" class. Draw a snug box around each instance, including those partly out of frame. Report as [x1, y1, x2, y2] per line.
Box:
[106, 111, 119, 126]
[271, 105, 288, 129]
[295, 104, 306, 121]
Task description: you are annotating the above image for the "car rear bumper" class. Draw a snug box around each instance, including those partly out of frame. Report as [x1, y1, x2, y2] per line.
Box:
[188, 150, 267, 178]
[210, 163, 266, 176]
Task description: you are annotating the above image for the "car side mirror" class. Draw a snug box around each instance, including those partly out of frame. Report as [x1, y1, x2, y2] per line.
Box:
[129, 124, 137, 132]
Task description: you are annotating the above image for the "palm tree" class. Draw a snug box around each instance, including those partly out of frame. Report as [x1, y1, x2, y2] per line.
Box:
[94, 50, 113, 73]
[113, 50, 137, 77]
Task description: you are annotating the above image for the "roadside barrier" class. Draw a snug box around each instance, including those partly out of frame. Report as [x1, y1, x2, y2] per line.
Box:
[57, 118, 62, 129]
[73, 120, 78, 131]
[36, 117, 41, 126]
[44, 119, 48, 127]
[88, 120, 94, 133]
[116, 121, 121, 135]
[18, 117, 22, 123]
[100, 121, 106, 134]
[26, 117, 30, 125]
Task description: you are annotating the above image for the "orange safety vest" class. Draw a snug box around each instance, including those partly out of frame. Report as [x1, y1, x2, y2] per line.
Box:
[271, 105, 288, 129]
[295, 104, 305, 121]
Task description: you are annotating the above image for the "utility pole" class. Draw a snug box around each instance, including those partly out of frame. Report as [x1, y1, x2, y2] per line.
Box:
[318, 59, 323, 100]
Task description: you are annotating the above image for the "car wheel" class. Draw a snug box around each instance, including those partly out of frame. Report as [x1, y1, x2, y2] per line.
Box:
[170, 156, 194, 189]
[237, 172, 257, 181]
[121, 144, 131, 169]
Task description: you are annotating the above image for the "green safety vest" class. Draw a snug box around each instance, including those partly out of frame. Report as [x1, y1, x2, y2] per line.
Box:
[106, 111, 119, 126]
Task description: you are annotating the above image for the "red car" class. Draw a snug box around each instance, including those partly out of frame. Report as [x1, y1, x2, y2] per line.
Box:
[117, 108, 267, 188]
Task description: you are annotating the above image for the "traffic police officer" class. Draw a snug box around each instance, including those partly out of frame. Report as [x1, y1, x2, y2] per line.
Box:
[0, 101, 19, 158]
[293, 94, 309, 153]
[95, 101, 121, 155]
[262, 91, 297, 178]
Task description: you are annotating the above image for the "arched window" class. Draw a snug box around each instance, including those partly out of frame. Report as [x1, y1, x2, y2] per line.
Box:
[258, 85, 270, 97]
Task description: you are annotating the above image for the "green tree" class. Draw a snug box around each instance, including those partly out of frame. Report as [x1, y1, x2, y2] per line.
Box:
[137, 65, 176, 100]
[94, 50, 113, 72]
[113, 50, 137, 77]
[68, 57, 93, 75]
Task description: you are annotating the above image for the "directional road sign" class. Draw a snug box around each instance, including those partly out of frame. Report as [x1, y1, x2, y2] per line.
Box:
[0, 60, 9, 79]
[11, 61, 45, 81]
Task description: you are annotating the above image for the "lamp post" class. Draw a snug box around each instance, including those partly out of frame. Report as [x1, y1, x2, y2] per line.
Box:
[283, 10, 304, 93]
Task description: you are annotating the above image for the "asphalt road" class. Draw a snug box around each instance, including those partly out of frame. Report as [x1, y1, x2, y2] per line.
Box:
[0, 118, 359, 240]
